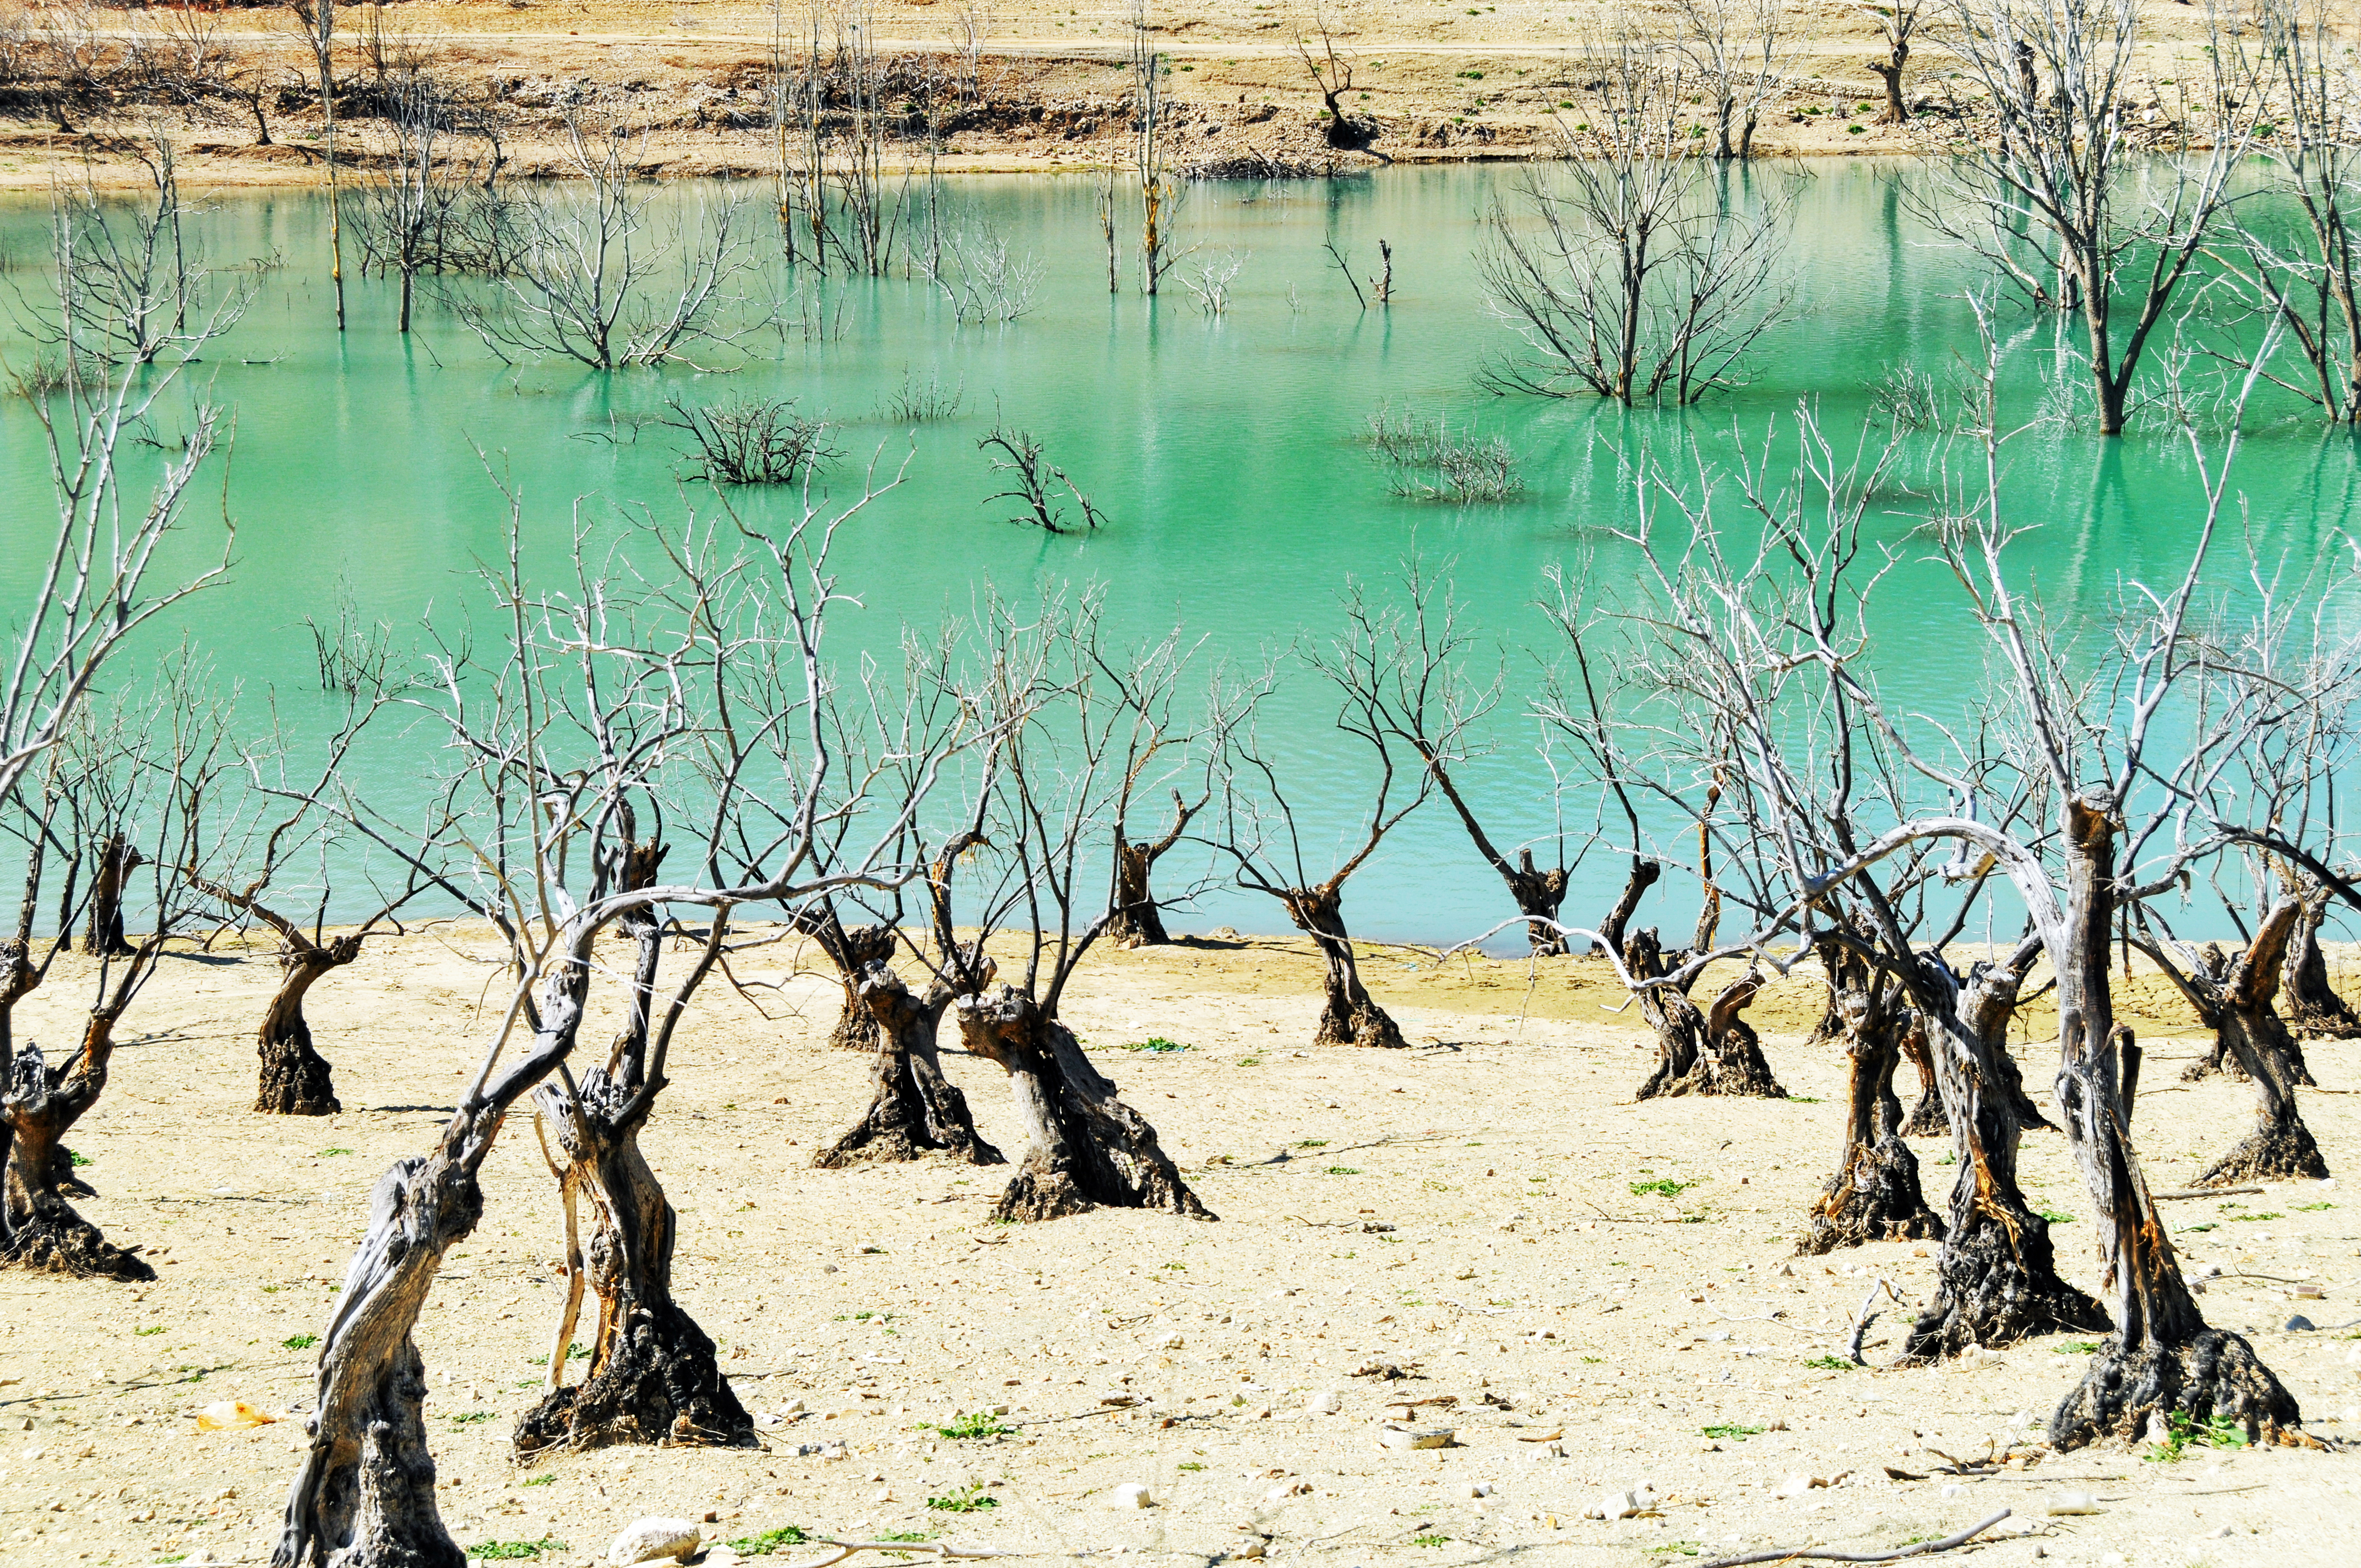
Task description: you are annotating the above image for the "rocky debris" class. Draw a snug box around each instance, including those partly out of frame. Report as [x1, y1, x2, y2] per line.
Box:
[1109, 1480, 1154, 1509]
[608, 1517, 700, 1566]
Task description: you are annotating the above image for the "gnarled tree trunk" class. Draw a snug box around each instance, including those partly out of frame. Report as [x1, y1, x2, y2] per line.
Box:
[1904, 948, 2106, 1361]
[2046, 798, 2302, 1450]
[1898, 1009, 1949, 1136]
[1595, 854, 1661, 961]
[1800, 972, 1941, 1254]
[83, 833, 142, 956]
[1107, 836, 1173, 946]
[2282, 886, 2360, 1038]
[814, 965, 1003, 1168]
[795, 902, 896, 1050]
[2, 1006, 153, 1280]
[1283, 884, 1406, 1049]
[1499, 850, 1571, 957]
[256, 934, 362, 1116]
[1626, 932, 1784, 1099]
[512, 1064, 752, 1457]
[2177, 899, 2329, 1185]
[956, 983, 1211, 1223]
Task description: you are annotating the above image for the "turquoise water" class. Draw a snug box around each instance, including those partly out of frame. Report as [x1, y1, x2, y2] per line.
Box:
[3, 161, 2355, 945]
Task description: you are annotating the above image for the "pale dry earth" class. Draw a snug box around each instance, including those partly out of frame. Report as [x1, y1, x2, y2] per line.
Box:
[0, 921, 2357, 1566]
[0, 0, 2311, 187]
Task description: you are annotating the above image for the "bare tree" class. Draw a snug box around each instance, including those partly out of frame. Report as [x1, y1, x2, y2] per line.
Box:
[443, 108, 763, 369]
[979, 421, 1107, 535]
[349, 72, 478, 334]
[1923, 0, 2254, 433]
[1293, 10, 1379, 153]
[1131, 0, 1186, 296]
[1678, 0, 1792, 158]
[930, 589, 1212, 1221]
[1862, 0, 1923, 123]
[1479, 35, 1794, 404]
[286, 0, 346, 331]
[1536, 564, 1661, 956]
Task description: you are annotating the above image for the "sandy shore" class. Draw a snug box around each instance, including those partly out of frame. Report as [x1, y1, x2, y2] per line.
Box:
[1, 921, 2355, 1565]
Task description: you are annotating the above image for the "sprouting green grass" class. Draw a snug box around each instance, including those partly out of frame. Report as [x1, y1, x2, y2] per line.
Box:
[1122, 1037, 1189, 1053]
[467, 1542, 567, 1561]
[135, 1325, 166, 1337]
[283, 1333, 319, 1350]
[1325, 1166, 1362, 1176]
[450, 1411, 496, 1425]
[2146, 1411, 2248, 1462]
[1701, 1422, 1764, 1440]
[520, 1473, 556, 1488]
[2037, 1208, 2075, 1224]
[2055, 1340, 2103, 1354]
[2187, 1222, 2217, 1232]
[318, 1147, 353, 1157]
[1412, 1534, 1450, 1548]
[2296, 1201, 2337, 1212]
[1802, 1355, 1853, 1371]
[1237, 1055, 1263, 1066]
[526, 1345, 591, 1365]
[932, 1411, 1013, 1440]
[1294, 1139, 1330, 1149]
[927, 1483, 999, 1513]
[2227, 1212, 2284, 1223]
[1178, 1461, 1205, 1471]
[68, 1150, 91, 1167]
[732, 1525, 813, 1554]
[1630, 1178, 1694, 1197]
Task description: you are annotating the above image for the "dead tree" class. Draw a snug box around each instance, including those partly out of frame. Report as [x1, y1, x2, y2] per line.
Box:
[80, 832, 140, 955]
[1625, 930, 1784, 1099]
[931, 589, 1210, 1222]
[1130, 0, 1185, 295]
[793, 898, 899, 1049]
[1108, 790, 1199, 946]
[1100, 624, 1216, 948]
[2281, 883, 2360, 1037]
[1294, 13, 1379, 152]
[1861, 0, 1923, 123]
[287, 0, 346, 331]
[1800, 962, 1943, 1253]
[1676, 0, 1792, 157]
[813, 964, 1002, 1167]
[2137, 899, 2329, 1185]
[1922, 0, 2256, 432]
[1217, 611, 1429, 1048]
[1346, 568, 1574, 955]
[1478, 30, 1793, 404]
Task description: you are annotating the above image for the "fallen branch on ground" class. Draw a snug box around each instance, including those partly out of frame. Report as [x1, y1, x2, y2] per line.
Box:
[1694, 1510, 2011, 1568]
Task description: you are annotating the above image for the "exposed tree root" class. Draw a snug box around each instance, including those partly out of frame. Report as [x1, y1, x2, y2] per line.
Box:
[2048, 1327, 2304, 1450]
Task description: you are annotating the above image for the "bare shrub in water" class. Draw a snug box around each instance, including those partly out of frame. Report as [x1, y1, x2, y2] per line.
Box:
[659, 396, 839, 486]
[1363, 407, 1522, 502]
[920, 222, 1042, 324]
[878, 371, 965, 423]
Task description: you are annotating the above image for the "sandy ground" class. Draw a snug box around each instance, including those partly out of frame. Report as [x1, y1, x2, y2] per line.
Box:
[0, 0, 2284, 188]
[2, 919, 2358, 1567]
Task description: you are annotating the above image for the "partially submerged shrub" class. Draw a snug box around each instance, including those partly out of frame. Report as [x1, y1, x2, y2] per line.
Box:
[878, 370, 965, 424]
[659, 395, 839, 484]
[1366, 405, 1523, 503]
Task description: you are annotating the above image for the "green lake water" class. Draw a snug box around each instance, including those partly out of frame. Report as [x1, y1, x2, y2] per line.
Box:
[3, 160, 2356, 946]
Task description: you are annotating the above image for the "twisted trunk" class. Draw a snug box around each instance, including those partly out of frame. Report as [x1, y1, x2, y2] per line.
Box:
[1898, 1009, 1949, 1136]
[955, 983, 1210, 1223]
[2281, 886, 2358, 1039]
[512, 1065, 752, 1457]
[1107, 836, 1173, 946]
[83, 833, 142, 956]
[1283, 884, 1406, 1049]
[1800, 973, 1941, 1254]
[814, 965, 1003, 1168]
[1595, 855, 1661, 960]
[1500, 850, 1571, 957]
[1904, 947, 2106, 1360]
[256, 934, 362, 1116]
[2, 1003, 153, 1278]
[2179, 899, 2329, 1186]
[2046, 798, 2302, 1450]
[796, 903, 896, 1050]
[1626, 931, 1783, 1099]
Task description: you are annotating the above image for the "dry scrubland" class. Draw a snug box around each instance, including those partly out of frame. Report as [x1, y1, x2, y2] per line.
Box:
[0, 0, 2284, 187]
[3, 924, 2359, 1566]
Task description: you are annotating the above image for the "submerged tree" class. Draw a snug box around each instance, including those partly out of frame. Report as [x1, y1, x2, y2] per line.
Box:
[1478, 31, 1793, 404]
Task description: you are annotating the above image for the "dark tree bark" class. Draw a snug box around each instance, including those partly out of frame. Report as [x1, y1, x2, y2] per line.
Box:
[1106, 790, 1201, 948]
[83, 833, 142, 956]
[1282, 883, 1406, 1049]
[252, 933, 361, 1115]
[1799, 972, 1942, 1254]
[814, 965, 1003, 1168]
[1898, 1010, 1949, 1136]
[2165, 899, 2330, 1185]
[2280, 886, 2359, 1039]
[2045, 798, 2303, 1450]
[955, 983, 1211, 1223]
[1625, 930, 1784, 1099]
[2178, 940, 2316, 1086]
[513, 842, 750, 1458]
[793, 900, 896, 1050]
[1, 974, 155, 1280]
[1423, 752, 1570, 955]
[1872, 39, 1910, 124]
[1595, 855, 1661, 960]
[1903, 946, 2107, 1361]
